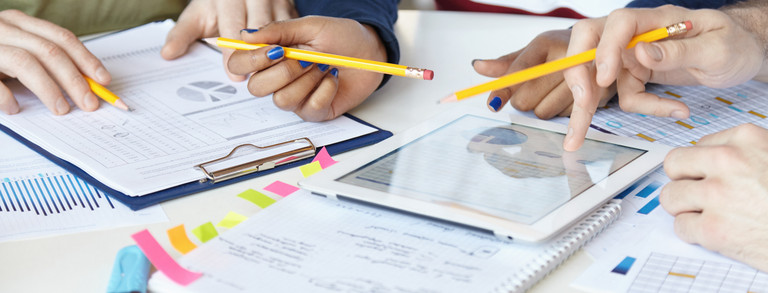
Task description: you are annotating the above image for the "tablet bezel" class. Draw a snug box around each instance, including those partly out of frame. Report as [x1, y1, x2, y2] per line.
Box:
[299, 108, 671, 242]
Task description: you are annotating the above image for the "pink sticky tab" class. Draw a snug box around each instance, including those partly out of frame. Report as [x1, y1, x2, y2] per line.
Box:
[264, 180, 299, 197]
[312, 147, 338, 169]
[131, 229, 202, 286]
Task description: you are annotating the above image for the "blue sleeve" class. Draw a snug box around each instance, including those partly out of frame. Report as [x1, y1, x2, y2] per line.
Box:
[626, 0, 743, 9]
[294, 0, 400, 89]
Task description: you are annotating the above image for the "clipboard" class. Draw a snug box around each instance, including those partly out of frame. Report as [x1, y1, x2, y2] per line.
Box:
[0, 114, 392, 210]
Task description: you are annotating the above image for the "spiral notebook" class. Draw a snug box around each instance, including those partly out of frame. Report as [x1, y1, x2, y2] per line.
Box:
[148, 189, 621, 292]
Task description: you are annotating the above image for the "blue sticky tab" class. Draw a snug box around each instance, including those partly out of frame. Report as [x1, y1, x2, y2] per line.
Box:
[107, 245, 151, 293]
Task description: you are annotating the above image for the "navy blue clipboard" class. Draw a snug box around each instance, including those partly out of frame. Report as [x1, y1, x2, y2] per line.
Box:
[0, 114, 391, 210]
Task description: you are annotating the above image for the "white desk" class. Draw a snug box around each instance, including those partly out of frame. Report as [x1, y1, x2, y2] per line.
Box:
[0, 10, 586, 292]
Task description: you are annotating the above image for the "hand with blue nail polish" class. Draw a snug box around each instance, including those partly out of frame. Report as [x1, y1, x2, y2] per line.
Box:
[227, 16, 389, 122]
[474, 29, 615, 119]
[161, 0, 298, 81]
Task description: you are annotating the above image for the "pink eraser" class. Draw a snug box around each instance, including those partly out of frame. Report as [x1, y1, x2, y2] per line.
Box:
[423, 69, 434, 80]
[684, 20, 692, 31]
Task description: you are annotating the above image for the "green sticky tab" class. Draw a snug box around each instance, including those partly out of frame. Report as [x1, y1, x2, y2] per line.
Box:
[217, 211, 248, 229]
[191, 222, 218, 243]
[237, 189, 277, 208]
[300, 161, 323, 177]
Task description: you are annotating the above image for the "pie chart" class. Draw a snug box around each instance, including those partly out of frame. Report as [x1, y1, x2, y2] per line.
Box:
[177, 81, 237, 102]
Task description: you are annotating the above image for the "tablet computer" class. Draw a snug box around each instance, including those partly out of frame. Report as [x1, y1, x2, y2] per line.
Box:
[299, 109, 671, 242]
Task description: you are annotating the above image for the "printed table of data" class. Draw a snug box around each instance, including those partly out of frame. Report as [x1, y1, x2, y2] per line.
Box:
[628, 252, 768, 293]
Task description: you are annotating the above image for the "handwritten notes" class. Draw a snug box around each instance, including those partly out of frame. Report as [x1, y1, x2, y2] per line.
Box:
[148, 190, 550, 292]
[132, 229, 201, 286]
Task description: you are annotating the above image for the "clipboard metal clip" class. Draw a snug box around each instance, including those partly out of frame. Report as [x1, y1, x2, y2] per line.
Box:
[196, 137, 316, 183]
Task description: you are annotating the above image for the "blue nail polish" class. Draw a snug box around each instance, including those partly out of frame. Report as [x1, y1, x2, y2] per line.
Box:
[317, 64, 329, 72]
[241, 28, 259, 33]
[299, 60, 313, 68]
[489, 96, 502, 111]
[330, 68, 339, 77]
[267, 46, 284, 60]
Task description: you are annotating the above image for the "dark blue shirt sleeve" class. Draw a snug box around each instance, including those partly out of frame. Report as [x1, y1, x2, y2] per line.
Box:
[626, 0, 743, 9]
[294, 0, 400, 89]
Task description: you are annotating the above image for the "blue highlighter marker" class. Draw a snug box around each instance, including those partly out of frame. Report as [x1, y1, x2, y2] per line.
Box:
[107, 245, 151, 293]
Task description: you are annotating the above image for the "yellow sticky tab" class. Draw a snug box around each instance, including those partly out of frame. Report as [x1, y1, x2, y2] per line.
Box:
[191, 222, 218, 243]
[217, 211, 248, 229]
[300, 161, 323, 177]
[166, 224, 197, 255]
[237, 189, 277, 208]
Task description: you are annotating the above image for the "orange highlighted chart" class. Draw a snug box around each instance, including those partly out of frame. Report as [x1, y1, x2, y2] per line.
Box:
[590, 81, 768, 147]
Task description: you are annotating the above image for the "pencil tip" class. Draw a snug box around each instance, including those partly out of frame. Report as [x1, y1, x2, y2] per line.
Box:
[114, 99, 132, 112]
[439, 94, 458, 104]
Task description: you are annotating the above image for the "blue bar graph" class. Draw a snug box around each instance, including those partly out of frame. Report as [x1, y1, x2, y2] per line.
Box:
[638, 196, 660, 215]
[0, 174, 115, 216]
[611, 256, 637, 275]
[635, 181, 662, 198]
[614, 182, 641, 200]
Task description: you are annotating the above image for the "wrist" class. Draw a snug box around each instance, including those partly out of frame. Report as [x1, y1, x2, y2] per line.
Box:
[721, 1, 768, 80]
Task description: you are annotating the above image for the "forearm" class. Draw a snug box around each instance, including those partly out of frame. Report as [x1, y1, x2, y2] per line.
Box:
[720, 0, 768, 81]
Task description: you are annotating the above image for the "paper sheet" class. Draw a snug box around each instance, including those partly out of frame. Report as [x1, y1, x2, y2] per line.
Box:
[573, 81, 768, 291]
[0, 132, 166, 242]
[148, 190, 559, 292]
[0, 20, 376, 196]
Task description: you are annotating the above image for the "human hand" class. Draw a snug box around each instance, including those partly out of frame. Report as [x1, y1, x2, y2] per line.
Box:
[161, 0, 298, 81]
[227, 16, 387, 121]
[562, 5, 766, 151]
[0, 10, 110, 115]
[661, 123, 768, 272]
[473, 29, 616, 118]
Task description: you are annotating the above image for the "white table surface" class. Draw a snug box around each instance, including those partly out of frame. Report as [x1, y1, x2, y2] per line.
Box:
[0, 10, 589, 292]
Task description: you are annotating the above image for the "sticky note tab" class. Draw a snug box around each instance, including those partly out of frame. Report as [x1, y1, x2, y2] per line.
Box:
[312, 147, 338, 169]
[107, 245, 150, 293]
[166, 225, 197, 255]
[217, 211, 248, 228]
[237, 189, 276, 208]
[299, 161, 323, 177]
[131, 229, 202, 286]
[264, 181, 299, 197]
[191, 222, 218, 243]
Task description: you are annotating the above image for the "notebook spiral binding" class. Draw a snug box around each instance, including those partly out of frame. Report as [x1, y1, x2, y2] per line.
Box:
[493, 199, 623, 293]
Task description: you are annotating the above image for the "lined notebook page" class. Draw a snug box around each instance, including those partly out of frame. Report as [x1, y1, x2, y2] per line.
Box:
[149, 190, 620, 292]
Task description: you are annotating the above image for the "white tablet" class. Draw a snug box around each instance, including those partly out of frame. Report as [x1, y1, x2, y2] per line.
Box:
[299, 108, 671, 242]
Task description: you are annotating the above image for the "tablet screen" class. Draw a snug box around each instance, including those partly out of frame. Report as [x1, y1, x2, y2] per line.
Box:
[337, 115, 646, 224]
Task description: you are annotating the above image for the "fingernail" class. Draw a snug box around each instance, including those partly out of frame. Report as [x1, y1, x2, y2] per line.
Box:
[2, 103, 20, 115]
[84, 92, 99, 110]
[56, 98, 70, 115]
[330, 68, 338, 78]
[240, 28, 259, 33]
[299, 60, 313, 68]
[267, 46, 284, 60]
[671, 110, 688, 120]
[471, 59, 484, 67]
[646, 43, 663, 61]
[317, 63, 329, 72]
[570, 85, 584, 99]
[95, 67, 110, 84]
[489, 96, 502, 112]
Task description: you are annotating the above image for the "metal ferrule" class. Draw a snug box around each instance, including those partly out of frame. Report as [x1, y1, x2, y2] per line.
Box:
[405, 67, 426, 79]
[666, 22, 689, 36]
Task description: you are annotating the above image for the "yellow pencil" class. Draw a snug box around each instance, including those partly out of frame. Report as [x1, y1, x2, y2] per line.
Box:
[440, 21, 692, 104]
[84, 76, 132, 111]
[204, 37, 434, 80]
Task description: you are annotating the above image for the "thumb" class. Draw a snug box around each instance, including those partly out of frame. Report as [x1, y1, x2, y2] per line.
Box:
[634, 39, 707, 72]
[161, 14, 205, 60]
